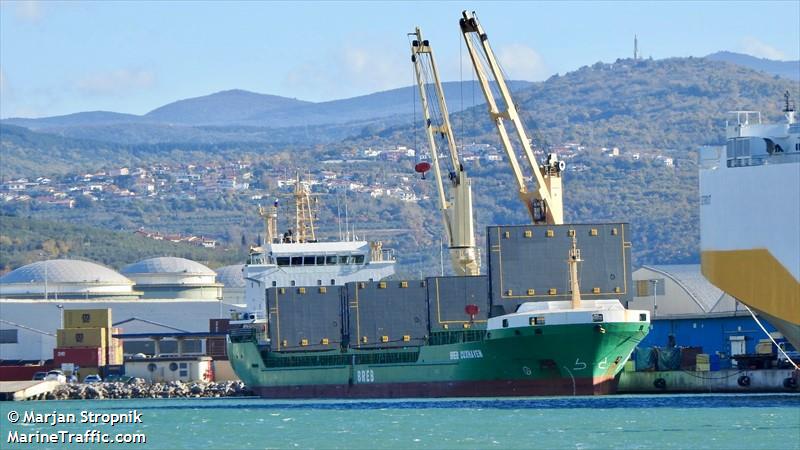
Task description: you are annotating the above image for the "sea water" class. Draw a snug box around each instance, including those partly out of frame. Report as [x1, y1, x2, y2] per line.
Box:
[2, 394, 798, 449]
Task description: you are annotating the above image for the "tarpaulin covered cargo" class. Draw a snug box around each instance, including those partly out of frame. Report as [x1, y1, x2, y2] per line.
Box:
[346, 280, 428, 349]
[486, 223, 633, 316]
[266, 286, 344, 352]
[426, 276, 489, 330]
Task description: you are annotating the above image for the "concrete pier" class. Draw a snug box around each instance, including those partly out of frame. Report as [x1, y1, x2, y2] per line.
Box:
[618, 369, 799, 393]
[0, 381, 61, 401]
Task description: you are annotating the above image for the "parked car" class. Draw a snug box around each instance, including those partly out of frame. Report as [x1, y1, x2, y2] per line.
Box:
[105, 374, 131, 383]
[83, 374, 103, 383]
[44, 370, 66, 383]
[32, 371, 47, 381]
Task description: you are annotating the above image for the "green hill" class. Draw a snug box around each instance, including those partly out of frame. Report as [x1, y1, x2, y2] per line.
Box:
[0, 215, 245, 274]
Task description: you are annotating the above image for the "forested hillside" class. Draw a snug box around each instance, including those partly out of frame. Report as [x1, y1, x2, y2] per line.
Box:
[0, 215, 244, 273]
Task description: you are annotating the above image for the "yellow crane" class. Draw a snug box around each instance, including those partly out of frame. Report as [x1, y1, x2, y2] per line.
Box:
[410, 27, 480, 276]
[460, 11, 565, 225]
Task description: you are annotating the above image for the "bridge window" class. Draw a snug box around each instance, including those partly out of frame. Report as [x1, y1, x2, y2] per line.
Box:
[354, 255, 365, 264]
[291, 257, 302, 266]
[338, 256, 349, 264]
[276, 257, 290, 266]
[316, 256, 325, 265]
[303, 256, 315, 266]
[326, 256, 337, 265]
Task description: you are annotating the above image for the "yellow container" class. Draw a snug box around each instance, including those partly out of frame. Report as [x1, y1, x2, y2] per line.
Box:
[624, 360, 635, 372]
[695, 363, 710, 372]
[106, 341, 124, 365]
[696, 353, 710, 364]
[64, 309, 112, 330]
[57, 328, 107, 348]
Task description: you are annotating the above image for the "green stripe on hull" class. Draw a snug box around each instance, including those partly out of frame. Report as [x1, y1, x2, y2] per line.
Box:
[228, 322, 647, 394]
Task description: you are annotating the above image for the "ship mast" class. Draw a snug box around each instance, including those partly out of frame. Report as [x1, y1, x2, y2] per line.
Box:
[568, 234, 582, 309]
[293, 174, 316, 243]
[258, 199, 279, 244]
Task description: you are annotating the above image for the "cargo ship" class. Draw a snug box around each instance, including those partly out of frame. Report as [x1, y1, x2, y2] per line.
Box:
[228, 207, 650, 397]
[699, 93, 800, 350]
[228, 14, 649, 398]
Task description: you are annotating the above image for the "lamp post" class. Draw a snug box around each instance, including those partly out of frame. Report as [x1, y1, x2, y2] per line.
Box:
[39, 252, 48, 301]
[650, 279, 659, 317]
[56, 304, 64, 329]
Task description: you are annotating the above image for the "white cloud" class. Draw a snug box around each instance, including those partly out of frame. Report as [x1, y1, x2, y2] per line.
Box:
[76, 69, 156, 96]
[740, 36, 787, 60]
[14, 0, 43, 23]
[496, 44, 548, 81]
[283, 39, 408, 100]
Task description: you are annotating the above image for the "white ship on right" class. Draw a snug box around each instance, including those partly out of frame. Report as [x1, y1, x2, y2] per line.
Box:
[700, 91, 800, 350]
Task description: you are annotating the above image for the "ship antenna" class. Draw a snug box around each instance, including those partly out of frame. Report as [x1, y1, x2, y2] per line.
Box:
[569, 234, 582, 309]
[337, 196, 343, 241]
[344, 192, 350, 241]
[784, 91, 796, 124]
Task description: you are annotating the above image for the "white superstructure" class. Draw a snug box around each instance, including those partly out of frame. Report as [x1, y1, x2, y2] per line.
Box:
[699, 92, 800, 348]
[237, 177, 397, 322]
[242, 240, 396, 317]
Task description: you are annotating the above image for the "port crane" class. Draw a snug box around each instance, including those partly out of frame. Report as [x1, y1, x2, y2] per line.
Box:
[460, 11, 565, 224]
[410, 27, 480, 276]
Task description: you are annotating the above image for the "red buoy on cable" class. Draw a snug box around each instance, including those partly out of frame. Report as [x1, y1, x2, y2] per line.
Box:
[414, 161, 431, 179]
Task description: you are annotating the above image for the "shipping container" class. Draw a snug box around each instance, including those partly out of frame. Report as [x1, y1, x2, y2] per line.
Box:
[53, 347, 105, 367]
[63, 309, 112, 330]
[57, 328, 107, 348]
[106, 341, 124, 366]
[106, 327, 123, 365]
[209, 319, 230, 333]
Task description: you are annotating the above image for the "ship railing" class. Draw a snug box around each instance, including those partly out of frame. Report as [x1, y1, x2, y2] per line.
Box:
[229, 327, 257, 343]
[381, 248, 396, 261]
[725, 153, 799, 168]
[726, 111, 762, 127]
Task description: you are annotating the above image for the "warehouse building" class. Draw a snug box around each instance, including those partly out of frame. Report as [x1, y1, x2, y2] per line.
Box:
[629, 264, 778, 366]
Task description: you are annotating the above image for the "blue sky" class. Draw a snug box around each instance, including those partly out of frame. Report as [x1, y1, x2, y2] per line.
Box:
[1, 1, 798, 118]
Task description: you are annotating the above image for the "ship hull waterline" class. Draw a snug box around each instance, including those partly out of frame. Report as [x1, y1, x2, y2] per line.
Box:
[228, 322, 648, 398]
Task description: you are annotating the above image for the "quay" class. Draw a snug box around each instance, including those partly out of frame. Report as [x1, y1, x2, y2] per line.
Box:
[618, 369, 799, 393]
[0, 381, 61, 401]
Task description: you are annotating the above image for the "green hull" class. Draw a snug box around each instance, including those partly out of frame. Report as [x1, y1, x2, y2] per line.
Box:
[228, 322, 648, 398]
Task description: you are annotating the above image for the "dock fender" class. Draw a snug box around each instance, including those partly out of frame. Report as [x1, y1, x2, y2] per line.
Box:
[653, 377, 667, 389]
[737, 375, 751, 387]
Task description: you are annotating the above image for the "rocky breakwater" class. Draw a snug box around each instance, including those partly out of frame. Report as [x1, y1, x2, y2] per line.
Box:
[46, 380, 253, 400]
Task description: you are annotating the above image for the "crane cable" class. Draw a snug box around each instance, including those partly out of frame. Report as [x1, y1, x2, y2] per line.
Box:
[408, 34, 419, 166]
[740, 303, 799, 371]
